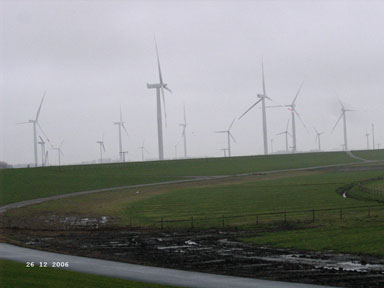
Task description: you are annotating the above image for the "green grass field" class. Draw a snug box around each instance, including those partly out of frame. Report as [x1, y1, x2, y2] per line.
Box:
[352, 149, 384, 160]
[0, 260, 177, 288]
[0, 150, 371, 206]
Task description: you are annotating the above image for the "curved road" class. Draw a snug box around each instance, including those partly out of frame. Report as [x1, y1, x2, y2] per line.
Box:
[0, 243, 335, 288]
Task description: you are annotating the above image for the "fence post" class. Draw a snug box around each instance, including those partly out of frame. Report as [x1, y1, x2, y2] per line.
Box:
[339, 208, 343, 220]
[190, 216, 194, 229]
[222, 215, 225, 227]
[312, 209, 315, 223]
[160, 217, 163, 230]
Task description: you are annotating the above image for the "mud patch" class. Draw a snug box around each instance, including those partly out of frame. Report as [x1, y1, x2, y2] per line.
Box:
[4, 228, 384, 288]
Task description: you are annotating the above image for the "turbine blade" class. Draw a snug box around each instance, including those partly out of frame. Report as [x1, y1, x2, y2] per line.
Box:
[16, 121, 30, 125]
[102, 143, 106, 152]
[229, 132, 237, 143]
[164, 86, 172, 93]
[265, 105, 284, 108]
[215, 131, 227, 133]
[285, 119, 290, 131]
[183, 104, 187, 123]
[228, 118, 236, 131]
[276, 132, 285, 135]
[37, 122, 50, 142]
[59, 140, 64, 148]
[155, 38, 164, 86]
[122, 123, 129, 137]
[39, 136, 45, 143]
[332, 113, 343, 133]
[292, 81, 304, 105]
[294, 110, 307, 129]
[35, 92, 46, 121]
[261, 60, 266, 95]
[239, 98, 263, 119]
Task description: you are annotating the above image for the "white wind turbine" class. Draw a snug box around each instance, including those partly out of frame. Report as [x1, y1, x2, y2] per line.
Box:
[332, 101, 354, 151]
[276, 119, 291, 153]
[146, 39, 172, 160]
[239, 62, 272, 155]
[221, 148, 228, 157]
[314, 128, 325, 151]
[215, 118, 236, 157]
[365, 131, 370, 150]
[138, 141, 149, 161]
[17, 93, 49, 167]
[51, 141, 64, 166]
[96, 136, 106, 164]
[179, 105, 188, 158]
[38, 136, 46, 167]
[114, 107, 129, 162]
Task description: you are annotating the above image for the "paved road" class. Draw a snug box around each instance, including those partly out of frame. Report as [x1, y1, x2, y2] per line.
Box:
[0, 243, 335, 288]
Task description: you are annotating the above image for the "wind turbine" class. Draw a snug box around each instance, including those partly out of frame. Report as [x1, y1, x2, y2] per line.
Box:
[120, 151, 129, 162]
[332, 101, 354, 151]
[51, 141, 64, 166]
[96, 136, 106, 164]
[146, 39, 172, 160]
[239, 62, 272, 155]
[38, 136, 46, 167]
[114, 107, 129, 162]
[221, 148, 228, 157]
[267, 82, 305, 153]
[314, 128, 325, 151]
[179, 104, 188, 158]
[276, 119, 291, 153]
[138, 141, 148, 161]
[215, 118, 236, 157]
[365, 132, 370, 150]
[17, 93, 48, 167]
[371, 123, 375, 150]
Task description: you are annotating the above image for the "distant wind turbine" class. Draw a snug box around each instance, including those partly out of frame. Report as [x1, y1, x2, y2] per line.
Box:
[146, 38, 172, 160]
[114, 107, 129, 162]
[221, 148, 228, 157]
[239, 62, 272, 155]
[17, 93, 49, 167]
[38, 136, 46, 167]
[371, 123, 375, 150]
[138, 141, 149, 161]
[314, 128, 325, 151]
[51, 141, 64, 166]
[179, 104, 188, 158]
[215, 118, 236, 157]
[96, 136, 106, 164]
[276, 119, 291, 153]
[365, 132, 370, 150]
[332, 101, 354, 151]
[120, 151, 129, 162]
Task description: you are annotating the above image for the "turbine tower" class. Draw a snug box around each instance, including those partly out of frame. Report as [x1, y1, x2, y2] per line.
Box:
[314, 128, 325, 151]
[114, 107, 129, 162]
[365, 132, 370, 150]
[215, 118, 236, 157]
[221, 148, 228, 157]
[276, 119, 291, 153]
[51, 141, 64, 166]
[17, 93, 48, 167]
[138, 141, 148, 161]
[179, 105, 188, 158]
[38, 136, 46, 167]
[239, 62, 272, 155]
[97, 136, 106, 164]
[372, 123, 375, 150]
[332, 101, 353, 151]
[146, 39, 172, 160]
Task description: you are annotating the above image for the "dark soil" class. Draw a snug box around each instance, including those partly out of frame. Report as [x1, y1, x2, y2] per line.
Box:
[3, 228, 384, 288]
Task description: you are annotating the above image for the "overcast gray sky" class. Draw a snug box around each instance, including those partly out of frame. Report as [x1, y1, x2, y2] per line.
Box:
[1, 0, 384, 166]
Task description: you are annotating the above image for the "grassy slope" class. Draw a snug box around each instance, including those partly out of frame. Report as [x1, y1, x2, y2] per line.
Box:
[243, 220, 384, 256]
[0, 259, 177, 288]
[352, 149, 384, 160]
[0, 151, 360, 206]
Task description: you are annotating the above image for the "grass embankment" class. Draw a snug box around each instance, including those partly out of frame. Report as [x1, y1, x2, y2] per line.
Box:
[352, 149, 384, 160]
[0, 151, 363, 206]
[0, 260, 177, 288]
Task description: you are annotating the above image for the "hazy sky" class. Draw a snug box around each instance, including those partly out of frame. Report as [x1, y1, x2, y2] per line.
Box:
[1, 0, 384, 165]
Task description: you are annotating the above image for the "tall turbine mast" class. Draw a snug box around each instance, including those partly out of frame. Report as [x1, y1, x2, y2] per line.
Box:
[215, 118, 236, 157]
[372, 123, 375, 150]
[38, 136, 46, 167]
[114, 107, 129, 162]
[146, 38, 172, 160]
[332, 101, 353, 151]
[239, 62, 272, 155]
[51, 140, 64, 166]
[17, 93, 48, 167]
[179, 104, 188, 158]
[314, 128, 325, 151]
[97, 136, 106, 164]
[365, 132, 370, 150]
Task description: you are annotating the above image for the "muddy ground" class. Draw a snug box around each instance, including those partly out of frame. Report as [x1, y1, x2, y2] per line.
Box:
[3, 227, 384, 288]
